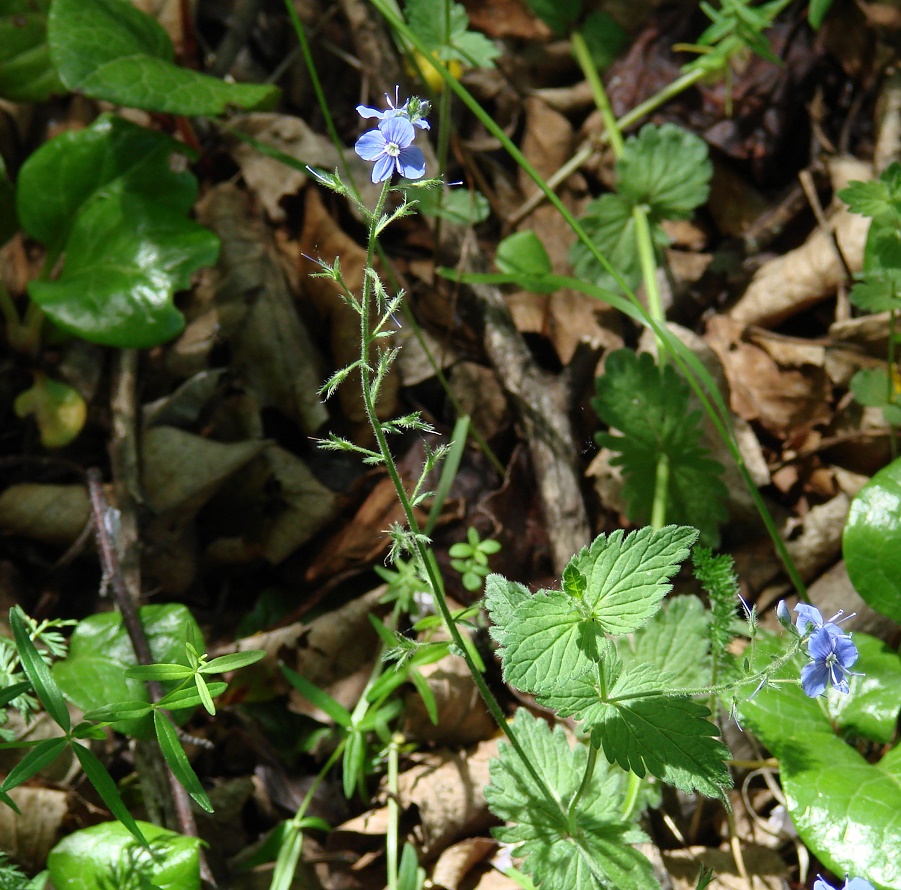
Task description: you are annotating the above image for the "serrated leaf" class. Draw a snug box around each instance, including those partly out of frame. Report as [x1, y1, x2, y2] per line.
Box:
[849, 275, 901, 313]
[28, 191, 219, 348]
[623, 595, 712, 689]
[738, 631, 901, 888]
[483, 574, 531, 649]
[844, 455, 901, 623]
[593, 350, 727, 545]
[616, 123, 711, 220]
[538, 660, 731, 797]
[48, 0, 278, 115]
[47, 820, 200, 890]
[486, 709, 657, 890]
[839, 165, 901, 222]
[0, 0, 64, 102]
[568, 526, 699, 633]
[406, 0, 499, 68]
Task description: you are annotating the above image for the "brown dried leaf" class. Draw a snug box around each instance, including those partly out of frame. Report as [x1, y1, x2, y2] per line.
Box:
[0, 483, 89, 546]
[0, 786, 68, 873]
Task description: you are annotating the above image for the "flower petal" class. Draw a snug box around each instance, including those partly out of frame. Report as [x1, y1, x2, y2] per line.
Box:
[356, 104, 387, 120]
[355, 129, 387, 161]
[371, 154, 394, 183]
[378, 116, 415, 147]
[845, 879, 875, 890]
[801, 660, 828, 698]
[396, 145, 426, 180]
[794, 603, 824, 633]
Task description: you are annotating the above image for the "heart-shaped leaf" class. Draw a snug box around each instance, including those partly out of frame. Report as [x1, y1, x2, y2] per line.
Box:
[738, 631, 901, 888]
[48, 0, 278, 115]
[843, 455, 901, 623]
[53, 604, 203, 740]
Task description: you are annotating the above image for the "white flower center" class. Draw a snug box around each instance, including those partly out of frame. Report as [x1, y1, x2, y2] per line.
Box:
[385, 141, 401, 158]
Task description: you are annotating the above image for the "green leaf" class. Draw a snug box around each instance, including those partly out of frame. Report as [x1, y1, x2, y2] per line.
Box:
[154, 710, 212, 812]
[839, 164, 901, 222]
[569, 192, 647, 292]
[497, 527, 697, 695]
[281, 664, 353, 728]
[82, 701, 154, 724]
[0, 152, 15, 248]
[48, 820, 200, 890]
[28, 190, 219, 348]
[406, 0, 499, 68]
[616, 123, 712, 220]
[483, 575, 531, 650]
[53, 604, 203, 740]
[0, 0, 64, 102]
[412, 187, 490, 224]
[808, 0, 834, 29]
[17, 114, 199, 253]
[849, 368, 901, 424]
[738, 632, 901, 888]
[537, 659, 731, 797]
[198, 650, 266, 674]
[580, 12, 628, 70]
[0, 680, 33, 709]
[495, 231, 557, 294]
[10, 606, 70, 731]
[48, 0, 278, 114]
[0, 736, 67, 793]
[485, 709, 657, 890]
[523, 0, 581, 36]
[156, 680, 227, 712]
[844, 455, 901, 623]
[73, 745, 148, 847]
[623, 595, 712, 689]
[593, 350, 727, 545]
[126, 664, 195, 681]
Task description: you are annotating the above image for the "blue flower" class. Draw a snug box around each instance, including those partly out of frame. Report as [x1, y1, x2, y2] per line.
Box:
[793, 603, 830, 634]
[813, 876, 874, 890]
[357, 88, 430, 130]
[354, 117, 426, 183]
[801, 623, 859, 697]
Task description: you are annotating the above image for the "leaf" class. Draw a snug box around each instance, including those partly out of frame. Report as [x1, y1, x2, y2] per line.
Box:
[406, 0, 499, 68]
[13, 373, 87, 448]
[0, 0, 64, 102]
[154, 710, 213, 812]
[10, 606, 70, 731]
[738, 632, 901, 888]
[537, 660, 732, 797]
[838, 164, 901, 222]
[0, 737, 68, 793]
[593, 350, 727, 545]
[569, 192, 648, 292]
[849, 368, 901, 424]
[497, 527, 697, 695]
[485, 709, 658, 890]
[581, 11, 628, 70]
[53, 604, 203, 740]
[495, 230, 557, 294]
[623, 595, 712, 689]
[28, 191, 219, 348]
[199, 650, 266, 674]
[844, 455, 901, 623]
[281, 664, 353, 728]
[412, 186, 490, 224]
[0, 152, 15, 248]
[47, 820, 200, 890]
[807, 0, 834, 29]
[17, 114, 199, 254]
[48, 0, 277, 115]
[616, 123, 712, 220]
[82, 701, 154, 724]
[483, 574, 531, 649]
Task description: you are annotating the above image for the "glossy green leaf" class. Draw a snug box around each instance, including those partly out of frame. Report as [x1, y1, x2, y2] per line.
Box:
[495, 230, 557, 294]
[73, 745, 148, 847]
[844, 455, 901, 623]
[738, 632, 901, 888]
[47, 820, 199, 889]
[0, 680, 33, 709]
[195, 674, 215, 716]
[156, 680, 226, 712]
[10, 606, 70, 731]
[198, 650, 266, 674]
[82, 701, 153, 724]
[28, 190, 219, 347]
[53, 604, 203, 739]
[154, 710, 212, 812]
[48, 0, 277, 115]
[17, 115, 199, 253]
[0, 736, 67, 793]
[126, 664, 195, 681]
[0, 0, 64, 101]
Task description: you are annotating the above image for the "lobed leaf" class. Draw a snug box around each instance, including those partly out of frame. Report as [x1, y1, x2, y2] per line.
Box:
[485, 709, 657, 890]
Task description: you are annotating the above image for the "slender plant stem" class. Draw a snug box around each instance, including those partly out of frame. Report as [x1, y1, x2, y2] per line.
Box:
[357, 182, 564, 816]
[888, 307, 898, 461]
[567, 740, 598, 825]
[386, 735, 401, 890]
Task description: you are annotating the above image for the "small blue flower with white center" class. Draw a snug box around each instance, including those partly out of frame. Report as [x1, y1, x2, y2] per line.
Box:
[354, 116, 426, 183]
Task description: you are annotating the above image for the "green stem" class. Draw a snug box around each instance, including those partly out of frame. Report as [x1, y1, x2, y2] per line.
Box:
[567, 740, 598, 825]
[386, 735, 400, 890]
[572, 30, 624, 159]
[358, 183, 565, 818]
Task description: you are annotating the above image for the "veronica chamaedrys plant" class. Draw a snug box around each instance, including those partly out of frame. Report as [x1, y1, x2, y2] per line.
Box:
[354, 92, 431, 183]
